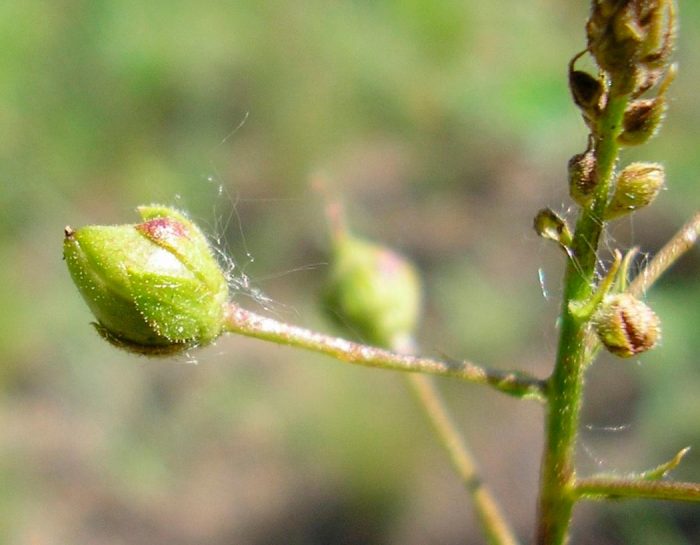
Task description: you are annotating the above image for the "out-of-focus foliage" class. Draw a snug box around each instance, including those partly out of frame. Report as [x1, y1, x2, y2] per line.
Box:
[0, 1, 698, 543]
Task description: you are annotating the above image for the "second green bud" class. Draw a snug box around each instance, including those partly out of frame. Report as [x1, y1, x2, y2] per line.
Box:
[323, 233, 421, 350]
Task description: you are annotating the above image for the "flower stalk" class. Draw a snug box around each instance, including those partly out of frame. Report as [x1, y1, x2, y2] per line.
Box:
[317, 190, 521, 545]
[223, 304, 546, 401]
[407, 373, 520, 545]
[574, 478, 700, 502]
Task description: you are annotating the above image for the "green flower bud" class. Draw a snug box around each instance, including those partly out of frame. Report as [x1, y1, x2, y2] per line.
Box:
[605, 162, 665, 219]
[592, 293, 661, 358]
[63, 205, 229, 355]
[323, 234, 421, 349]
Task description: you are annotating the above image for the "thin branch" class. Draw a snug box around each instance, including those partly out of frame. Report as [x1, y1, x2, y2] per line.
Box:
[222, 304, 547, 401]
[407, 374, 520, 545]
[629, 210, 700, 297]
[637, 447, 692, 481]
[574, 477, 700, 502]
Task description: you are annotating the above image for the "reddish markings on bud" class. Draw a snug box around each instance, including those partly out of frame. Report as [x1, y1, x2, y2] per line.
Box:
[64, 205, 229, 355]
[378, 249, 403, 276]
[136, 217, 190, 244]
[323, 234, 421, 349]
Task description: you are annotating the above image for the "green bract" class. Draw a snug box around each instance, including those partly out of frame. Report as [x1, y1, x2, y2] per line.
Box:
[63, 205, 229, 355]
[323, 234, 421, 349]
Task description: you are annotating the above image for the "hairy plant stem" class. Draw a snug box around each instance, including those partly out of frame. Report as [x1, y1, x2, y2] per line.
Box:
[407, 374, 519, 545]
[628, 211, 700, 297]
[222, 305, 546, 401]
[535, 91, 629, 545]
[574, 478, 700, 502]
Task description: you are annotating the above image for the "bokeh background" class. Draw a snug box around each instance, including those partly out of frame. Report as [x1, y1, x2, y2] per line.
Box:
[1, 1, 699, 543]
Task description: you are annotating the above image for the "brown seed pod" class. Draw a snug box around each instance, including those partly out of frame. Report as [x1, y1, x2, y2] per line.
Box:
[593, 293, 661, 358]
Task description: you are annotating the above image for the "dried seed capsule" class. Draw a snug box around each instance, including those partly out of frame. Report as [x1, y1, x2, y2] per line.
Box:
[587, 0, 677, 96]
[593, 293, 661, 358]
[568, 146, 598, 207]
[63, 205, 229, 355]
[570, 70, 604, 115]
[618, 97, 666, 147]
[533, 208, 572, 248]
[605, 162, 665, 219]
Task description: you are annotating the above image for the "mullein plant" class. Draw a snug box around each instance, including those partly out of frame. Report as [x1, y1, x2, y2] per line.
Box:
[63, 1, 700, 543]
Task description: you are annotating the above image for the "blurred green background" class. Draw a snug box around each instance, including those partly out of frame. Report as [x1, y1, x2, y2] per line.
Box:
[1, 0, 699, 543]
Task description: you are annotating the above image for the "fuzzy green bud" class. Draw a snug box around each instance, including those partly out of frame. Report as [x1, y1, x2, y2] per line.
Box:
[605, 162, 665, 219]
[63, 205, 229, 355]
[592, 293, 661, 358]
[323, 234, 421, 349]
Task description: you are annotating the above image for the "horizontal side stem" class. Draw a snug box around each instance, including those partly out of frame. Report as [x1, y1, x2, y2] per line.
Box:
[574, 478, 700, 502]
[222, 304, 546, 401]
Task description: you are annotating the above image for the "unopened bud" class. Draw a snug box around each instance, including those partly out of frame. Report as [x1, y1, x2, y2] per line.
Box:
[568, 147, 598, 207]
[593, 293, 661, 358]
[618, 97, 666, 146]
[63, 205, 229, 355]
[587, 0, 677, 96]
[605, 162, 665, 219]
[323, 235, 421, 349]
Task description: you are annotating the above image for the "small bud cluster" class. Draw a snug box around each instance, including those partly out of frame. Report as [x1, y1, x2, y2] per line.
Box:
[562, 2, 676, 359]
[586, 0, 676, 97]
[565, 0, 676, 218]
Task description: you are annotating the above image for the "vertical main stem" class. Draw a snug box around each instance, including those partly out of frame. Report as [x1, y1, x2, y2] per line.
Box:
[535, 93, 628, 545]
